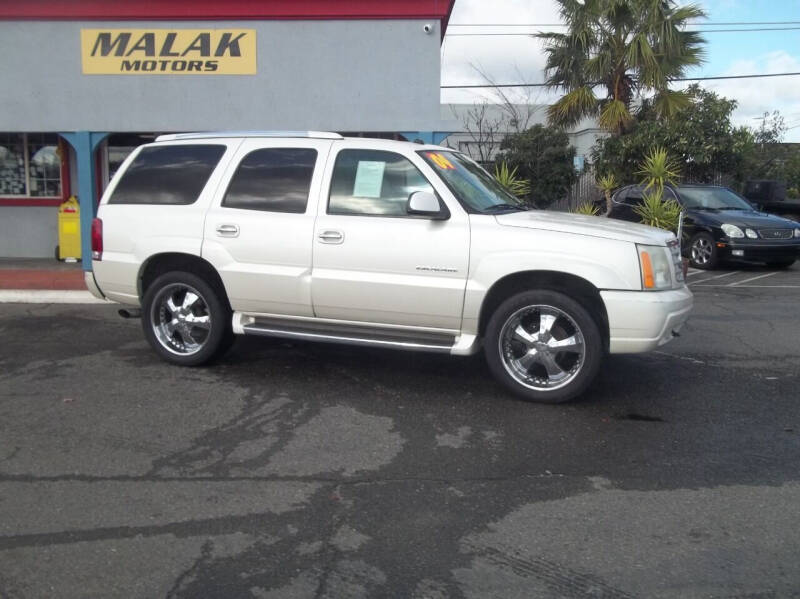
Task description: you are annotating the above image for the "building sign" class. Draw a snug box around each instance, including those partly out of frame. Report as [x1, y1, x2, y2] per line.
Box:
[80, 29, 257, 74]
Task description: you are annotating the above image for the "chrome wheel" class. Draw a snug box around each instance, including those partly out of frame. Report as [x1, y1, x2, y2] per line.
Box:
[691, 237, 713, 266]
[498, 304, 585, 391]
[150, 283, 212, 356]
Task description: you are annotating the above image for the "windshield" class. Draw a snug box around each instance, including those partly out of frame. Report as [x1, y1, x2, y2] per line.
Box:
[419, 150, 526, 213]
[679, 187, 753, 210]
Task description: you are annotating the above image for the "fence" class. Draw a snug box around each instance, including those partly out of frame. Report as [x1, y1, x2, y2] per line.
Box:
[547, 167, 601, 212]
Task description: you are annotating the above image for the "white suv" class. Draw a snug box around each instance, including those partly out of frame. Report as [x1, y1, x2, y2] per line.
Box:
[86, 132, 692, 403]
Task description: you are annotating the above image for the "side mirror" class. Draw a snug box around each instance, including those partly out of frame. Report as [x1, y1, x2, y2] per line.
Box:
[407, 191, 448, 219]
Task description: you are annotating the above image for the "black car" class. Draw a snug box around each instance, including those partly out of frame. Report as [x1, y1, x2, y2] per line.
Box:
[607, 184, 800, 270]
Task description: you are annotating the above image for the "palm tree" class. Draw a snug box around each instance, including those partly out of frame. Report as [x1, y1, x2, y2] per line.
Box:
[539, 0, 706, 134]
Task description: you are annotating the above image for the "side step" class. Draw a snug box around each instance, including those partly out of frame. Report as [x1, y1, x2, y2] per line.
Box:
[239, 316, 456, 353]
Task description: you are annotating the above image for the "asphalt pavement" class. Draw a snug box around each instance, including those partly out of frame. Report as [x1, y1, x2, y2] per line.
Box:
[1, 264, 799, 598]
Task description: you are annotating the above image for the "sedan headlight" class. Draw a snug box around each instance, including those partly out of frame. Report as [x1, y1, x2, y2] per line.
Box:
[795, 228, 800, 238]
[745, 228, 758, 239]
[637, 244, 673, 290]
[721, 223, 744, 238]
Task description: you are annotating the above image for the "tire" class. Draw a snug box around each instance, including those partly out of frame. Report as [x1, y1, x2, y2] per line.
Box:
[484, 290, 603, 403]
[766, 259, 795, 269]
[141, 271, 232, 366]
[689, 232, 718, 270]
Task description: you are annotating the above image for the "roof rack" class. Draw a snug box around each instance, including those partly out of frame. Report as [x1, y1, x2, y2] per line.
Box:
[155, 131, 343, 142]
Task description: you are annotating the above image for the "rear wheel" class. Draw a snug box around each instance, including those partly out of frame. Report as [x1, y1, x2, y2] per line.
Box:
[484, 290, 603, 403]
[689, 233, 718, 270]
[141, 271, 232, 366]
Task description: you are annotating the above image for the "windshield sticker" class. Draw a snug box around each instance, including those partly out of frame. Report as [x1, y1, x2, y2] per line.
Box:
[426, 152, 455, 170]
[353, 160, 386, 198]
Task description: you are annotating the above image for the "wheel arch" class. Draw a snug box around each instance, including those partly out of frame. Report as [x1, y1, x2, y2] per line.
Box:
[138, 252, 231, 309]
[477, 270, 610, 352]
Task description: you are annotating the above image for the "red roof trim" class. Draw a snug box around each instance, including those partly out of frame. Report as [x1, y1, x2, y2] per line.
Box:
[0, 1, 456, 28]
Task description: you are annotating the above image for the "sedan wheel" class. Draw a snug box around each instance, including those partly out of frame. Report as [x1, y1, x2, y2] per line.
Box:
[690, 233, 718, 270]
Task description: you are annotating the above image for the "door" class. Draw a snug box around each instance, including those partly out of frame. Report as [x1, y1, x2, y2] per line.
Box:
[311, 146, 470, 330]
[202, 138, 331, 315]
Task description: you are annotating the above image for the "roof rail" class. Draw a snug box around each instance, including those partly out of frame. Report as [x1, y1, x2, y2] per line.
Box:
[155, 131, 343, 142]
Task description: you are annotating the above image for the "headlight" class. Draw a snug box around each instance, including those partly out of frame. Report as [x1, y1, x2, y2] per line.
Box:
[721, 224, 744, 238]
[637, 244, 673, 290]
[795, 228, 800, 238]
[745, 228, 758, 239]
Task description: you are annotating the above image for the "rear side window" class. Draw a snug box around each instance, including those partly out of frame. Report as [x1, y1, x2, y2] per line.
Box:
[108, 144, 225, 205]
[222, 148, 317, 213]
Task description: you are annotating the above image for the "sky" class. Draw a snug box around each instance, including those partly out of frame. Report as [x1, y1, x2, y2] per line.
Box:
[440, 0, 800, 141]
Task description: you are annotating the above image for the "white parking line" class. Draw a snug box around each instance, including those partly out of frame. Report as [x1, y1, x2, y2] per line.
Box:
[727, 272, 779, 286]
[0, 290, 108, 304]
[688, 271, 740, 285]
[686, 269, 705, 277]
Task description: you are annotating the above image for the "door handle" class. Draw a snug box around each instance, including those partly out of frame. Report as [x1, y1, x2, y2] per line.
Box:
[216, 224, 240, 237]
[318, 230, 344, 244]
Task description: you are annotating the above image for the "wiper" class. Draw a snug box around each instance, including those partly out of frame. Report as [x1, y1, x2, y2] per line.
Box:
[483, 203, 526, 213]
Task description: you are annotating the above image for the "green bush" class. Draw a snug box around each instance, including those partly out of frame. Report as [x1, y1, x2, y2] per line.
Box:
[497, 124, 577, 208]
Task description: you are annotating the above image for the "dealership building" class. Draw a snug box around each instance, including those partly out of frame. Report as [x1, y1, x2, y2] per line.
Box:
[0, 0, 456, 266]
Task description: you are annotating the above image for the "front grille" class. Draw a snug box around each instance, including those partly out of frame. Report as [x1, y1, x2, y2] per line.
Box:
[757, 228, 793, 239]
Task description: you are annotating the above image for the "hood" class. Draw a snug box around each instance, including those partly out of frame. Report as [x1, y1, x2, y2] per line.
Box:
[494, 210, 675, 245]
[689, 208, 799, 229]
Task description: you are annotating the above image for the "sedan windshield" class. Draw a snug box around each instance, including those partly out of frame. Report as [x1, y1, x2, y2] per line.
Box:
[679, 187, 753, 210]
[419, 150, 526, 213]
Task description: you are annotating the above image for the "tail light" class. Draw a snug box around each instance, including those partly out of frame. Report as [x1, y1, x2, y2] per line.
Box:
[91, 218, 103, 260]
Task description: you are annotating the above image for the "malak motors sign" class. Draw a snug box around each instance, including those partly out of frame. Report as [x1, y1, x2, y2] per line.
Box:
[80, 29, 257, 74]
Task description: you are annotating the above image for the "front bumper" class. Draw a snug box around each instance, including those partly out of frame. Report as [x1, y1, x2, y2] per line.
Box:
[602, 286, 693, 354]
[720, 239, 800, 262]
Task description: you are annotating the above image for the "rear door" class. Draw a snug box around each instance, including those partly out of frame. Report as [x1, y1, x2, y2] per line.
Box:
[202, 138, 332, 315]
[310, 144, 470, 330]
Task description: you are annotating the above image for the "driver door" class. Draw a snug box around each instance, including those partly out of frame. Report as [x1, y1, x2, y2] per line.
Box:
[311, 146, 469, 331]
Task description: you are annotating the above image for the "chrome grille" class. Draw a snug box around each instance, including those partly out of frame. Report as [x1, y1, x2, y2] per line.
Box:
[757, 228, 793, 239]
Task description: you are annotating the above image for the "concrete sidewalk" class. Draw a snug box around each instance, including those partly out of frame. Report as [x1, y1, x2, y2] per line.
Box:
[0, 259, 104, 302]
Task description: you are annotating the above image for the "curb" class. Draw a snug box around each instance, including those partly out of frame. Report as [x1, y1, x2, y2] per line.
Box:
[0, 290, 109, 304]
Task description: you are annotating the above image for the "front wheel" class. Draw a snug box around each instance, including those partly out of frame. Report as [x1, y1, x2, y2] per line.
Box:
[689, 233, 718, 270]
[141, 271, 232, 366]
[484, 290, 603, 403]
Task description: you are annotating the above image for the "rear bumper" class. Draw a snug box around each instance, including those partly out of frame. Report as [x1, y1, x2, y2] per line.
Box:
[84, 271, 106, 300]
[602, 286, 693, 354]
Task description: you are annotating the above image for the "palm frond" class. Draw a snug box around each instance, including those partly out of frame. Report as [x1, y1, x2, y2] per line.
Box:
[547, 86, 598, 128]
[597, 99, 632, 132]
[635, 147, 682, 191]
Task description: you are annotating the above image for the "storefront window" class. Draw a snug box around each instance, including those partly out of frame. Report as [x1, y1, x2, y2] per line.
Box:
[0, 133, 26, 196]
[0, 133, 61, 198]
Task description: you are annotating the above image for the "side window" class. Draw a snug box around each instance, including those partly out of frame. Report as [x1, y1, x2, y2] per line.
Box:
[328, 149, 435, 216]
[108, 144, 225, 205]
[222, 147, 317, 213]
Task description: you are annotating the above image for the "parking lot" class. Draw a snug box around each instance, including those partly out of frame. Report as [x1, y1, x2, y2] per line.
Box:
[1, 263, 799, 598]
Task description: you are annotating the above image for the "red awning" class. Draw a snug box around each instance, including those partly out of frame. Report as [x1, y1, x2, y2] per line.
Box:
[0, 0, 455, 39]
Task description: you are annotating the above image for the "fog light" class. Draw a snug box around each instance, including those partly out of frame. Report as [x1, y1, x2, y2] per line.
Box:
[732, 249, 744, 256]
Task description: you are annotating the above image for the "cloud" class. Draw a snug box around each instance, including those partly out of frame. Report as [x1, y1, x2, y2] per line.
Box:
[441, 0, 563, 104]
[701, 51, 800, 141]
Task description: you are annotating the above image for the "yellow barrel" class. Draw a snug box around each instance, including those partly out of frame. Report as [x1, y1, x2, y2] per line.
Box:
[57, 196, 81, 261]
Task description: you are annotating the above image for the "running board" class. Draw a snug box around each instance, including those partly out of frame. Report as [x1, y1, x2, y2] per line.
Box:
[239, 316, 456, 353]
